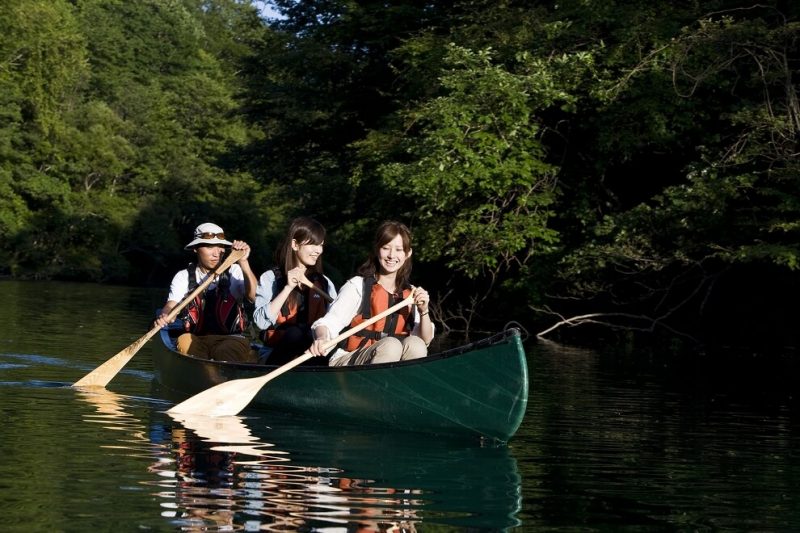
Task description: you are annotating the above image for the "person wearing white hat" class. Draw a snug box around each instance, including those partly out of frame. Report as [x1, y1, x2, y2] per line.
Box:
[154, 222, 258, 362]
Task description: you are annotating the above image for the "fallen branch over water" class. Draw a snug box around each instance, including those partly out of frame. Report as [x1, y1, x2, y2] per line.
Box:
[531, 305, 699, 343]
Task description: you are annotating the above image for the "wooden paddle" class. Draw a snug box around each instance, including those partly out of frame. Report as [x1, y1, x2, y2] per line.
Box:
[167, 292, 416, 417]
[73, 248, 246, 388]
[299, 273, 334, 303]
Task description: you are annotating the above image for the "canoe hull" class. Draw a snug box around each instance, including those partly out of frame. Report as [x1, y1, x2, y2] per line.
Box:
[154, 329, 529, 442]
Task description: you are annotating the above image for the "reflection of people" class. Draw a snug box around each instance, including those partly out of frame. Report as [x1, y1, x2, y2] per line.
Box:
[361, 522, 417, 533]
[253, 217, 337, 365]
[334, 476, 419, 533]
[310, 221, 433, 366]
[154, 222, 258, 362]
[169, 426, 236, 529]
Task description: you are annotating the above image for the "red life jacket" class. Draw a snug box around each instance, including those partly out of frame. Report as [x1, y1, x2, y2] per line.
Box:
[343, 276, 413, 352]
[181, 263, 248, 335]
[263, 269, 329, 346]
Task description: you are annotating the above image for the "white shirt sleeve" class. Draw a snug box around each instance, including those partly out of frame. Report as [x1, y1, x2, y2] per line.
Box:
[311, 276, 363, 341]
[253, 269, 279, 330]
[324, 275, 338, 301]
[227, 264, 245, 300]
[167, 269, 190, 303]
[409, 307, 435, 339]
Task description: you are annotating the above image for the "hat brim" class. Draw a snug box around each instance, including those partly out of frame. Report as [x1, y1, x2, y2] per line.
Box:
[185, 237, 233, 250]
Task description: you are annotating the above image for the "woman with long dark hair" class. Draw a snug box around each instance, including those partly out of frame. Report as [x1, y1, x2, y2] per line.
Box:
[253, 217, 337, 365]
[310, 221, 433, 366]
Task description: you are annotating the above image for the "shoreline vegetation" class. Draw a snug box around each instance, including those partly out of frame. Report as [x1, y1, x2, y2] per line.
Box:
[1, 1, 798, 351]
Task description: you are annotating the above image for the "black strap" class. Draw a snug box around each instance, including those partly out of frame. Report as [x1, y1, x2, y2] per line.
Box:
[361, 276, 376, 319]
[383, 291, 402, 335]
[186, 262, 198, 292]
[186, 262, 231, 295]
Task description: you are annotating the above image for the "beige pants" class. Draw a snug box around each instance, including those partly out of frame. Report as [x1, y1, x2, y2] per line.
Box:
[331, 335, 428, 367]
[176, 333, 256, 363]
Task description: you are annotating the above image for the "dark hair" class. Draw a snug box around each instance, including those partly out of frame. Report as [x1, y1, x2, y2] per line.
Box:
[275, 217, 326, 276]
[357, 221, 413, 290]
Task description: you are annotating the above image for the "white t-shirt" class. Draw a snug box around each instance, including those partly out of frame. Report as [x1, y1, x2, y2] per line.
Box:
[167, 264, 246, 304]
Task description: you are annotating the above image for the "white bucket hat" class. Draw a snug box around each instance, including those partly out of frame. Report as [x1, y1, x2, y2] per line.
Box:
[185, 222, 233, 249]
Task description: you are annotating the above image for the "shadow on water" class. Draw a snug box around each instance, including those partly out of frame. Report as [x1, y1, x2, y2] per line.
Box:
[74, 385, 523, 532]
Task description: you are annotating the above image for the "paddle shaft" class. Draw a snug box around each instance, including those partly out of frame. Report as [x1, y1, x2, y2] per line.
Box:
[257, 292, 415, 382]
[300, 276, 334, 303]
[73, 248, 246, 388]
[166, 292, 417, 416]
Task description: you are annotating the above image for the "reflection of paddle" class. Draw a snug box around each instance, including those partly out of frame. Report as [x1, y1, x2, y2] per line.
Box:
[299, 274, 334, 303]
[168, 413, 279, 457]
[75, 388, 152, 444]
[73, 249, 246, 388]
[168, 293, 416, 417]
[76, 387, 131, 418]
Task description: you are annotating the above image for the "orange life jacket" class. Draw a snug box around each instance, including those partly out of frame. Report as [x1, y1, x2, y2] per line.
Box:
[263, 269, 329, 346]
[344, 276, 413, 352]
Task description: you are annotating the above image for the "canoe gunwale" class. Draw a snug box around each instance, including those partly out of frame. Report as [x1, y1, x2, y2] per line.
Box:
[158, 327, 525, 373]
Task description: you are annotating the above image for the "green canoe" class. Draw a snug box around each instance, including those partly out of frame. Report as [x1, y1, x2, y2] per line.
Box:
[154, 327, 529, 442]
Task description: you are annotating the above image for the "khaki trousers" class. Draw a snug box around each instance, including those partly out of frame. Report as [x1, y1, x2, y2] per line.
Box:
[331, 335, 427, 367]
[176, 333, 256, 363]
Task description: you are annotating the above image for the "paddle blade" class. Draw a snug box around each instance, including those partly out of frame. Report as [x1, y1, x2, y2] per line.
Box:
[73, 330, 155, 388]
[167, 375, 268, 417]
[74, 249, 245, 388]
[166, 352, 316, 416]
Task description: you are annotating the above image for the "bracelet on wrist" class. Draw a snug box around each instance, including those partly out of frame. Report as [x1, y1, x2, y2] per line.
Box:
[420, 311, 429, 317]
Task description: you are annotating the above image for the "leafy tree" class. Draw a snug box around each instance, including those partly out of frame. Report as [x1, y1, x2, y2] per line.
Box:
[0, 0, 88, 276]
[0, 0, 278, 281]
[547, 6, 800, 344]
[358, 45, 574, 278]
[1, 0, 798, 347]
[243, 0, 452, 235]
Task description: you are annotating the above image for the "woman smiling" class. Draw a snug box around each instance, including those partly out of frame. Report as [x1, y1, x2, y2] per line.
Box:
[310, 221, 433, 366]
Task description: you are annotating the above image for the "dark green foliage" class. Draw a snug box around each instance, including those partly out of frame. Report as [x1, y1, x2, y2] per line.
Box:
[1, 0, 798, 345]
[551, 6, 800, 343]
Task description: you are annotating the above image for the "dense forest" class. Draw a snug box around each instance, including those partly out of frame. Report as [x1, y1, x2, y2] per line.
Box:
[1, 0, 798, 349]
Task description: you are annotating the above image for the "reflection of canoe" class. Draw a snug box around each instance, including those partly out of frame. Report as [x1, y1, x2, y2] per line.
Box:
[154, 328, 529, 442]
[259, 411, 524, 529]
[157, 407, 523, 530]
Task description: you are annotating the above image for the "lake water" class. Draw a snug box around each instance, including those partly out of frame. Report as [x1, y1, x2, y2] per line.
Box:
[1, 280, 798, 531]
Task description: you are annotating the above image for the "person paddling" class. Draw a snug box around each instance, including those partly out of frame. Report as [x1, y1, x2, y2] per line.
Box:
[253, 217, 337, 365]
[309, 220, 433, 366]
[154, 222, 258, 362]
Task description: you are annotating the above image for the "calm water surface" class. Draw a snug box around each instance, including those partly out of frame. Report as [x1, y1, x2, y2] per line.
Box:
[1, 280, 798, 531]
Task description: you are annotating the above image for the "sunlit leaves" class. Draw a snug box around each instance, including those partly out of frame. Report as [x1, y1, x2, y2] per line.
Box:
[363, 45, 594, 277]
[0, 0, 88, 135]
[0, 0, 273, 281]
